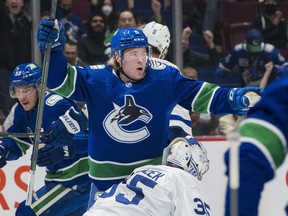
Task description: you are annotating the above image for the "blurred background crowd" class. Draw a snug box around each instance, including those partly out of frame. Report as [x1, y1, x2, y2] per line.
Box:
[1, 0, 288, 136]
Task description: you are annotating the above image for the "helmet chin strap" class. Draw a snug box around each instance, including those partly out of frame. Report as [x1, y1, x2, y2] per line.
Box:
[119, 59, 146, 82]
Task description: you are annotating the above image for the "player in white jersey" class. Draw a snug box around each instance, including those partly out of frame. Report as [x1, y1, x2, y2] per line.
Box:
[84, 136, 211, 216]
[142, 21, 193, 138]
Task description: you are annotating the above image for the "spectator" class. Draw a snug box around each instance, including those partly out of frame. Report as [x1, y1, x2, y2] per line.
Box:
[84, 136, 211, 216]
[216, 29, 288, 87]
[105, 1, 165, 48]
[89, 0, 134, 13]
[77, 12, 109, 65]
[56, 0, 84, 42]
[149, 0, 164, 24]
[89, 0, 118, 36]
[251, 0, 287, 51]
[64, 40, 88, 66]
[259, 61, 274, 89]
[134, 0, 165, 27]
[183, 0, 219, 34]
[181, 26, 219, 68]
[104, 9, 137, 47]
[0, 0, 32, 122]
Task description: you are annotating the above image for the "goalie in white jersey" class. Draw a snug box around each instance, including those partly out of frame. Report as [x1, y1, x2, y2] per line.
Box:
[84, 137, 211, 216]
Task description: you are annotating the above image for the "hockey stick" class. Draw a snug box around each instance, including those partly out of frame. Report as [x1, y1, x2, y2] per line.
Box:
[0, 132, 88, 139]
[227, 130, 240, 216]
[25, 0, 58, 206]
[0, 132, 48, 139]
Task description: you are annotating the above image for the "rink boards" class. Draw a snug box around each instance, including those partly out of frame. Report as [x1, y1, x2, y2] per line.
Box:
[1, 137, 287, 215]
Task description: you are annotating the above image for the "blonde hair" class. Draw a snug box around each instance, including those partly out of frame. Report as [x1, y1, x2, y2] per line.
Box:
[107, 55, 121, 71]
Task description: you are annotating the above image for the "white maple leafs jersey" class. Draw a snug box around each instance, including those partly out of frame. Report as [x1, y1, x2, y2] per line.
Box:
[84, 165, 211, 216]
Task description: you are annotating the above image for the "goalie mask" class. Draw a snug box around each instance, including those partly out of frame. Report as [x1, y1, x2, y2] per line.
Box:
[163, 137, 209, 181]
[141, 21, 170, 59]
[9, 63, 42, 98]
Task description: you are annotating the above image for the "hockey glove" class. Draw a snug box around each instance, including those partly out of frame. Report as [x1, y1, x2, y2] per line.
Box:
[44, 106, 88, 146]
[37, 142, 76, 166]
[0, 139, 8, 168]
[37, 18, 66, 53]
[228, 87, 263, 115]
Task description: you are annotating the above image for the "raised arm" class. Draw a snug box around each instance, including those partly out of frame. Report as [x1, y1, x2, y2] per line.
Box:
[37, 18, 68, 89]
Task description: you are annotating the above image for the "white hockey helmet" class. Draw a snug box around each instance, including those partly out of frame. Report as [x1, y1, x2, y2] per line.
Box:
[162, 137, 209, 181]
[141, 21, 171, 59]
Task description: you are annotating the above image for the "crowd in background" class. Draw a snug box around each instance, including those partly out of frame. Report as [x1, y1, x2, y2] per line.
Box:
[1, 0, 288, 136]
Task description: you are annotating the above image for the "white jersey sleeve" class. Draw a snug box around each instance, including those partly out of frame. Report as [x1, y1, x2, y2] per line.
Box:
[170, 104, 192, 136]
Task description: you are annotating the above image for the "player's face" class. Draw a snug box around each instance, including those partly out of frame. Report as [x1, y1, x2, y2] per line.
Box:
[121, 47, 148, 82]
[15, 85, 38, 111]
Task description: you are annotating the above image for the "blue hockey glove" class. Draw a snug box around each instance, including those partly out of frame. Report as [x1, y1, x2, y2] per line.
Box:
[37, 142, 76, 166]
[37, 18, 66, 53]
[215, 67, 225, 77]
[44, 106, 88, 145]
[0, 140, 8, 168]
[228, 87, 263, 115]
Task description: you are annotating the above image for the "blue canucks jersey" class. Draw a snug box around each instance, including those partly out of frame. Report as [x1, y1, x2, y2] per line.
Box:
[240, 74, 288, 170]
[47, 52, 238, 190]
[4, 92, 89, 187]
[225, 75, 288, 216]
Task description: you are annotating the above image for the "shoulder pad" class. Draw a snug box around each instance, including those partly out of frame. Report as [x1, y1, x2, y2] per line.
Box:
[149, 58, 179, 70]
[45, 94, 64, 106]
[90, 64, 106, 70]
[149, 58, 167, 70]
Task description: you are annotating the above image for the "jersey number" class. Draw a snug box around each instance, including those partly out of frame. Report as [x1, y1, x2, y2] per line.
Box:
[194, 197, 210, 216]
[101, 174, 157, 205]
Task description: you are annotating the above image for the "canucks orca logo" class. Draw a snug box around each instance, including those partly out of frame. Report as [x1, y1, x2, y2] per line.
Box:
[103, 95, 153, 143]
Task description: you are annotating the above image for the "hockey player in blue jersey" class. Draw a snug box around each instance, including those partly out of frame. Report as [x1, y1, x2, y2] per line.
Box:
[0, 63, 90, 215]
[84, 136, 211, 216]
[36, 18, 263, 205]
[225, 74, 288, 215]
